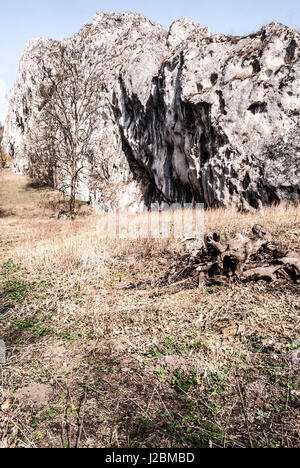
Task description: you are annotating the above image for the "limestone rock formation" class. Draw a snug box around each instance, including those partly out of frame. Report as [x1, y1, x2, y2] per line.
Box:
[3, 13, 300, 211]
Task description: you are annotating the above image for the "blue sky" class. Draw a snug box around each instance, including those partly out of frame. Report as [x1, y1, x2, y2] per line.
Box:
[0, 0, 299, 123]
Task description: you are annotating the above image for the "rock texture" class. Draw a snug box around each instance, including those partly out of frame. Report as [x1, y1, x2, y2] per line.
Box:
[3, 13, 300, 210]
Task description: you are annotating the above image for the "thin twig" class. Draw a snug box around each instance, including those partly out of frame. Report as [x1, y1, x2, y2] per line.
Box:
[236, 379, 253, 449]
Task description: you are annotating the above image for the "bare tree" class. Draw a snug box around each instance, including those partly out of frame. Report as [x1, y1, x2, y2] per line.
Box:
[29, 42, 104, 214]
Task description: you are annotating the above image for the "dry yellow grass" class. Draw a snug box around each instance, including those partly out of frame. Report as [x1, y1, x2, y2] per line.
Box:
[1, 169, 298, 273]
[0, 168, 299, 448]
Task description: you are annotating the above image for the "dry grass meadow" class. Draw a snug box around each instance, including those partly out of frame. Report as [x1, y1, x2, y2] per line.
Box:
[0, 168, 299, 448]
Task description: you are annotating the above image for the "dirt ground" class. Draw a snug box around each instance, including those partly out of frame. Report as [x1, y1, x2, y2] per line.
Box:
[0, 169, 299, 448]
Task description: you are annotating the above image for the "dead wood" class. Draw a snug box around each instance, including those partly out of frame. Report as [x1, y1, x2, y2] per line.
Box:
[278, 253, 300, 273]
[241, 265, 281, 282]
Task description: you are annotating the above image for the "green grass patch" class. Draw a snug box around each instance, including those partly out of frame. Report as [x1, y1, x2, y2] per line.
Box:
[0, 277, 51, 303]
[172, 369, 198, 395]
[157, 409, 225, 448]
[0, 278, 30, 301]
[9, 315, 54, 337]
[145, 333, 204, 358]
[1, 260, 19, 276]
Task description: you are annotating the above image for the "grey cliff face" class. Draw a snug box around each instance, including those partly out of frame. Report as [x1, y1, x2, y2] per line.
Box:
[3, 13, 300, 211]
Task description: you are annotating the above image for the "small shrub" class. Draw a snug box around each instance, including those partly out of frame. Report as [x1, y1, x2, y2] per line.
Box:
[0, 153, 13, 168]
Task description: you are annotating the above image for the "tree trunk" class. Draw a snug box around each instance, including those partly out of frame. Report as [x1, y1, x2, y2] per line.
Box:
[70, 176, 76, 214]
[70, 151, 77, 215]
